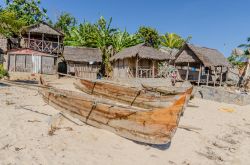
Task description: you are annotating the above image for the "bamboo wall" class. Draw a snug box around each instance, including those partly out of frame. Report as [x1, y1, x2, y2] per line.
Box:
[67, 62, 99, 79]
[112, 59, 131, 78]
[112, 58, 157, 78]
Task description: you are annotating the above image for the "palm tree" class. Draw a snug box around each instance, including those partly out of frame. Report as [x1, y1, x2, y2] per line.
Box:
[238, 38, 250, 80]
[160, 33, 191, 49]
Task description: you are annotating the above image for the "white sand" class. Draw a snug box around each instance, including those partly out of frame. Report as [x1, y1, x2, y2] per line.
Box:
[0, 84, 250, 165]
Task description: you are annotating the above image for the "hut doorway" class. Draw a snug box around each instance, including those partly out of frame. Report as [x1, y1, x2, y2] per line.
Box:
[32, 55, 41, 73]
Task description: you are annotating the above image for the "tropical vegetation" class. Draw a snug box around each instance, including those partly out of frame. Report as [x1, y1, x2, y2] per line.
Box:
[0, 64, 9, 79]
[161, 33, 192, 49]
[0, 0, 191, 76]
[228, 37, 250, 69]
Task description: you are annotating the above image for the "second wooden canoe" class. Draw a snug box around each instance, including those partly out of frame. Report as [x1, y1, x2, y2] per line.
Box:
[74, 79, 193, 110]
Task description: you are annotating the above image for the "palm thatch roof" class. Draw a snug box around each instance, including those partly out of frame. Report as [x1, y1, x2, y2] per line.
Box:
[64, 46, 102, 63]
[159, 46, 179, 59]
[175, 44, 230, 67]
[22, 22, 64, 36]
[110, 44, 175, 61]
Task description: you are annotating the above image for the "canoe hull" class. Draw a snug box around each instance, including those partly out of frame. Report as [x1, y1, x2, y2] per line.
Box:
[40, 87, 186, 145]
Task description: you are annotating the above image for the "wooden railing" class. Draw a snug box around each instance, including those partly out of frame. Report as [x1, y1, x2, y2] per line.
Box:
[23, 38, 63, 54]
[132, 66, 153, 78]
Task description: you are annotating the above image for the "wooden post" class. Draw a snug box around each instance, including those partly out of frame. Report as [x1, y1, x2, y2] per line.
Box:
[152, 60, 155, 78]
[135, 56, 138, 78]
[40, 56, 43, 74]
[225, 67, 229, 82]
[7, 53, 10, 71]
[24, 55, 26, 71]
[185, 62, 190, 81]
[198, 64, 202, 86]
[57, 35, 60, 55]
[42, 33, 44, 52]
[28, 32, 31, 48]
[214, 67, 216, 87]
[14, 54, 16, 72]
[206, 68, 209, 86]
[220, 66, 223, 86]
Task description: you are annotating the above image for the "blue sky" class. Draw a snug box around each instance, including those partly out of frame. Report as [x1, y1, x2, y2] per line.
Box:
[1, 0, 250, 56]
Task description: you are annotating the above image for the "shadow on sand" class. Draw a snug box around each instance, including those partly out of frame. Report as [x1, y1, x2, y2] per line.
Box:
[133, 141, 172, 150]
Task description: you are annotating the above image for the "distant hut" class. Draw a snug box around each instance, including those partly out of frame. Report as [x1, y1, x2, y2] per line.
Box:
[174, 44, 230, 86]
[110, 44, 174, 78]
[64, 46, 102, 79]
[7, 49, 56, 74]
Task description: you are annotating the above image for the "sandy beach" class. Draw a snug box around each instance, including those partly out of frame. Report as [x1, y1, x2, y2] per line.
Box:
[0, 82, 250, 165]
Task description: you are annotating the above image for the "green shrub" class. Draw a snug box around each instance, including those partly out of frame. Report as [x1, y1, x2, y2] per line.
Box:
[0, 64, 9, 79]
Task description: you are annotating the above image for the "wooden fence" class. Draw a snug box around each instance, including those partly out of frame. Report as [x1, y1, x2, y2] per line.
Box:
[67, 63, 99, 79]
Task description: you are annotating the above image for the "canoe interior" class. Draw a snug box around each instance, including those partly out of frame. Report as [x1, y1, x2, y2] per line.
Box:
[74, 79, 188, 109]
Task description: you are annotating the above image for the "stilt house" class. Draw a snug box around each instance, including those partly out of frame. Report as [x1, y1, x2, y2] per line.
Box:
[174, 44, 230, 86]
[4, 22, 64, 74]
[110, 44, 174, 78]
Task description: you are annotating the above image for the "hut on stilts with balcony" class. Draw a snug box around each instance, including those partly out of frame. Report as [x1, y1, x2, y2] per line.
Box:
[6, 22, 64, 74]
[110, 44, 174, 79]
[174, 44, 230, 86]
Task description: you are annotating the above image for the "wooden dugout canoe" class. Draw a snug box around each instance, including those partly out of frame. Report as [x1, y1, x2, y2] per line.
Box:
[141, 84, 191, 95]
[74, 79, 193, 110]
[39, 86, 187, 145]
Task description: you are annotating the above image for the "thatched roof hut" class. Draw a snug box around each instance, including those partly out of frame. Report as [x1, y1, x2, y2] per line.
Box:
[110, 44, 173, 79]
[64, 46, 102, 63]
[110, 44, 174, 61]
[175, 44, 230, 67]
[174, 44, 230, 86]
[63, 46, 102, 79]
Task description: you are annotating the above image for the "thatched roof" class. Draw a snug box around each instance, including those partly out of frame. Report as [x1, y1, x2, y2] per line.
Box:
[110, 44, 175, 61]
[175, 44, 230, 67]
[159, 46, 179, 59]
[64, 46, 102, 63]
[22, 22, 64, 36]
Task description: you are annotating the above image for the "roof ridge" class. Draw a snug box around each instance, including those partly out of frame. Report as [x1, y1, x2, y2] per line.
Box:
[64, 46, 100, 50]
[188, 44, 218, 51]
